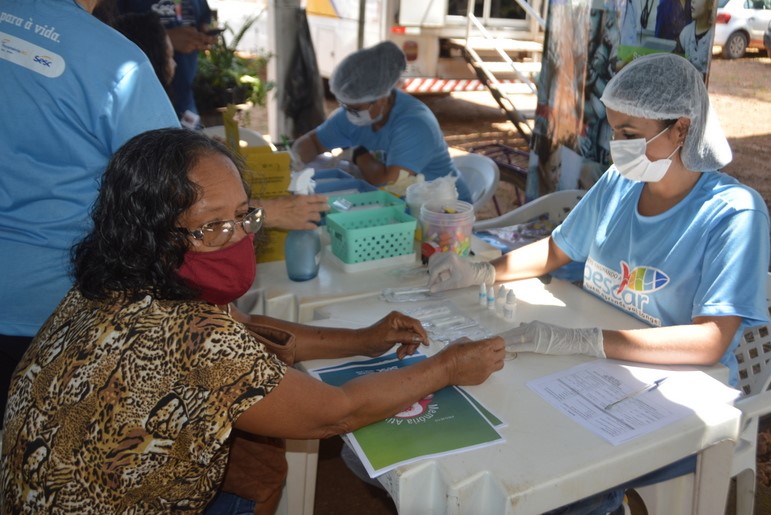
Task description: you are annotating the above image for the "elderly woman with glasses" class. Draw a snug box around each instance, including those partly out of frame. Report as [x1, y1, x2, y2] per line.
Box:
[1, 128, 505, 513]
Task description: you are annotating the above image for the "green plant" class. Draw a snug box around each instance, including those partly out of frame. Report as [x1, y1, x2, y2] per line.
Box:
[194, 14, 273, 114]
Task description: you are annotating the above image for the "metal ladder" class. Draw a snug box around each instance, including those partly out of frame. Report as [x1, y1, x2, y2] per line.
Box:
[450, 0, 547, 145]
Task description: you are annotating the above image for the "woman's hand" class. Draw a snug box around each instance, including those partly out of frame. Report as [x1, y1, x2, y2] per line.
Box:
[440, 336, 505, 385]
[359, 311, 429, 359]
[258, 195, 329, 231]
[166, 26, 215, 54]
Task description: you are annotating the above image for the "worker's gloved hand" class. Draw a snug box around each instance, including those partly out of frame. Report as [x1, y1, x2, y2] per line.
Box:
[427, 252, 495, 293]
[499, 321, 605, 358]
[288, 148, 306, 172]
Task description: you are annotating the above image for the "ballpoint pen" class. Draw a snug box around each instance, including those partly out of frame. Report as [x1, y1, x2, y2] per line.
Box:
[604, 377, 668, 411]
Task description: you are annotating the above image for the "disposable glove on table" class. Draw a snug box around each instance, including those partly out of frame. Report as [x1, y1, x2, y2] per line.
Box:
[427, 252, 495, 293]
[499, 320, 606, 358]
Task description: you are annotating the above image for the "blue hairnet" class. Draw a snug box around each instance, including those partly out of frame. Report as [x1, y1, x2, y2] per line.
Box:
[330, 42, 406, 104]
[600, 53, 731, 171]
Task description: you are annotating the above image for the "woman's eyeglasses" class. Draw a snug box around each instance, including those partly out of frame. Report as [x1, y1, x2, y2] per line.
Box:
[185, 207, 263, 247]
[339, 101, 374, 116]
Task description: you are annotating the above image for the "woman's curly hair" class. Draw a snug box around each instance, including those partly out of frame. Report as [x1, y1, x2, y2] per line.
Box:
[73, 128, 248, 301]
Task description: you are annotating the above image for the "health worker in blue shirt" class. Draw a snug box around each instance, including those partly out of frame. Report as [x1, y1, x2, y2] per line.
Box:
[428, 53, 769, 387]
[427, 52, 770, 514]
[0, 0, 180, 418]
[291, 41, 472, 203]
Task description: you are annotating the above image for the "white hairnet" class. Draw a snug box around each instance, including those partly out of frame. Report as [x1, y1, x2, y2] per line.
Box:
[329, 41, 406, 104]
[600, 53, 731, 171]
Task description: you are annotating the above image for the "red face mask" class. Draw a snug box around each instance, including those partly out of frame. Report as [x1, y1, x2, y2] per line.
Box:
[177, 233, 256, 305]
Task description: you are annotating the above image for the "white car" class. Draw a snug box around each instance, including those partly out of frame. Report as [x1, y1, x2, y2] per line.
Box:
[714, 0, 771, 58]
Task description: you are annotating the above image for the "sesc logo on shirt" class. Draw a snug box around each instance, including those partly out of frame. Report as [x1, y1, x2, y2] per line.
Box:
[0, 32, 65, 78]
[583, 256, 669, 326]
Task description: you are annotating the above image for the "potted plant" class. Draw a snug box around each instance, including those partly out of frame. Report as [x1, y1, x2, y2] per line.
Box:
[194, 14, 273, 123]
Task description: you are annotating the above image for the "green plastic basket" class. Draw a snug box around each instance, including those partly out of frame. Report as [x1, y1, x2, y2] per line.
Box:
[327, 190, 406, 214]
[326, 207, 416, 264]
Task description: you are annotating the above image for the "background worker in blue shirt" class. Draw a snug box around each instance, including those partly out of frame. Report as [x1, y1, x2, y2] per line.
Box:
[292, 41, 472, 203]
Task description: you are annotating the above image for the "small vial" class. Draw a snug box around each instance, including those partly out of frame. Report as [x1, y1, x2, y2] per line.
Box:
[503, 290, 518, 322]
[479, 283, 487, 306]
[486, 284, 496, 310]
[495, 285, 507, 316]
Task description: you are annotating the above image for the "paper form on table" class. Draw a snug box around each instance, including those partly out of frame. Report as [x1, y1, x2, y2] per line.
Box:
[527, 360, 740, 445]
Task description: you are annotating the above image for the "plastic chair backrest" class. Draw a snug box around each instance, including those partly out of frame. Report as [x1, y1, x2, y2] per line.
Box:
[473, 189, 585, 231]
[735, 272, 771, 397]
[452, 154, 500, 211]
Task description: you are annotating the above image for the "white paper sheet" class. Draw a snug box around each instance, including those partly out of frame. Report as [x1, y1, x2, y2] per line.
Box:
[528, 361, 741, 445]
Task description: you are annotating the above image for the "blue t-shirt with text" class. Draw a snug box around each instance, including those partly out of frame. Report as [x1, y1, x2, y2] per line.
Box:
[552, 168, 770, 385]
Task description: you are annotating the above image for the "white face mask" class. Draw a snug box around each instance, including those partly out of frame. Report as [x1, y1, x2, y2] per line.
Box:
[345, 107, 382, 127]
[609, 125, 680, 182]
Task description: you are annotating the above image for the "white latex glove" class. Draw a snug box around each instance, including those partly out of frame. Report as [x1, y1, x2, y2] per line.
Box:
[499, 320, 605, 358]
[288, 147, 306, 172]
[427, 252, 495, 293]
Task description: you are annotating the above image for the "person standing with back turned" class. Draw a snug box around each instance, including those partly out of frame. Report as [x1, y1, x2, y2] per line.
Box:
[0, 0, 180, 419]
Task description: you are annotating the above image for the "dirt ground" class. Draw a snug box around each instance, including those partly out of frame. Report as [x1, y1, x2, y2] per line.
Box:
[706, 57, 771, 214]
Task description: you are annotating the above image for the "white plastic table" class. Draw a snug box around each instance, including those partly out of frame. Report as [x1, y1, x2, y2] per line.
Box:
[302, 278, 740, 515]
[238, 235, 500, 515]
[236, 234, 501, 323]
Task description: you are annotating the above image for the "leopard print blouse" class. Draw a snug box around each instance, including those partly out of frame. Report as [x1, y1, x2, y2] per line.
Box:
[1, 288, 287, 513]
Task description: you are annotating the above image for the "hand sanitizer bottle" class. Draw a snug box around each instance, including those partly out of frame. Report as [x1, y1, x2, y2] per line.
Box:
[285, 228, 321, 281]
[284, 169, 322, 281]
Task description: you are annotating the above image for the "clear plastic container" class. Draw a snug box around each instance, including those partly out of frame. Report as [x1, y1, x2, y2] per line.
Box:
[419, 200, 475, 261]
[405, 176, 458, 240]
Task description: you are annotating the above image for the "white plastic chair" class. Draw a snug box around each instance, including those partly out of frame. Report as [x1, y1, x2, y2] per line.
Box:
[637, 272, 771, 515]
[453, 153, 500, 214]
[472, 189, 586, 231]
